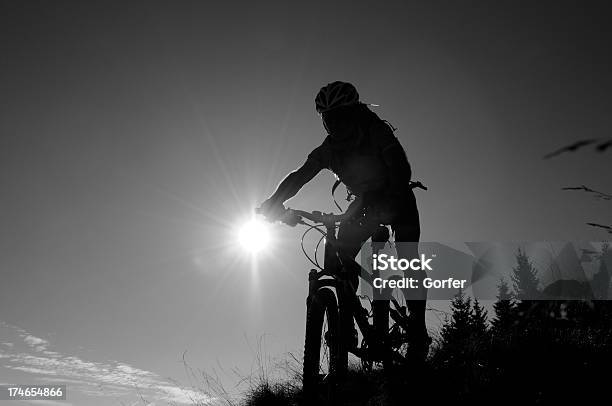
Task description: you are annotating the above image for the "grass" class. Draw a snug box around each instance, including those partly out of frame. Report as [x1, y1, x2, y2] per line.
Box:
[233, 325, 612, 406]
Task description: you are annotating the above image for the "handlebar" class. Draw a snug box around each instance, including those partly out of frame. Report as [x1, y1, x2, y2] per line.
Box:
[255, 207, 349, 226]
[285, 209, 348, 226]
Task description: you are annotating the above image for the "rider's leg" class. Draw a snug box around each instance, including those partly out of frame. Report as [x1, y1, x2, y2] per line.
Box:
[336, 214, 380, 292]
[394, 223, 429, 361]
[392, 194, 429, 361]
[335, 214, 380, 350]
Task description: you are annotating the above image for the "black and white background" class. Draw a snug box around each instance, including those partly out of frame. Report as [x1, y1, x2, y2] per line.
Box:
[1, 1, 611, 405]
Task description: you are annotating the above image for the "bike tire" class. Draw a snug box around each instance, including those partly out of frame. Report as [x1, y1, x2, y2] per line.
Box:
[303, 288, 345, 398]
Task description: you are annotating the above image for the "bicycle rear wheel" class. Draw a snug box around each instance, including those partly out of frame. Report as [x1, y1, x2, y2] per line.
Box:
[303, 288, 346, 398]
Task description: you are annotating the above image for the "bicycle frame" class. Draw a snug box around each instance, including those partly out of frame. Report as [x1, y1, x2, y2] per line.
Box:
[306, 219, 392, 366]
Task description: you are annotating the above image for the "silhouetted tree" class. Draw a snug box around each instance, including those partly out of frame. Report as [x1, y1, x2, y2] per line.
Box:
[511, 248, 540, 300]
[439, 289, 477, 365]
[471, 298, 489, 340]
[592, 242, 611, 300]
[436, 289, 492, 393]
[491, 278, 515, 336]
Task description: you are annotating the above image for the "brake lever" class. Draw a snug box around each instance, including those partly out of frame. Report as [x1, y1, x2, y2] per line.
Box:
[279, 209, 302, 227]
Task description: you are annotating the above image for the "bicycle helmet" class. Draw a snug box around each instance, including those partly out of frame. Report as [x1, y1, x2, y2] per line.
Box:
[315, 81, 360, 114]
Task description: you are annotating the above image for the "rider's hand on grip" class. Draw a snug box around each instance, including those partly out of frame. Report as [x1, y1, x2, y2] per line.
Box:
[256, 198, 286, 222]
[255, 205, 300, 227]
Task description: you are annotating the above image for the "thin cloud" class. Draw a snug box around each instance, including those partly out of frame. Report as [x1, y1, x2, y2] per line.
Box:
[22, 335, 50, 352]
[1, 323, 215, 405]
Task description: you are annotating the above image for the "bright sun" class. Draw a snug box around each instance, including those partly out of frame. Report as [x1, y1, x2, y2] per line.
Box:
[237, 219, 271, 254]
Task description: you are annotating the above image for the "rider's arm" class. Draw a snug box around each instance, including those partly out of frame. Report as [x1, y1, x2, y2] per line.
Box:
[267, 158, 322, 205]
[260, 142, 329, 219]
[371, 121, 413, 195]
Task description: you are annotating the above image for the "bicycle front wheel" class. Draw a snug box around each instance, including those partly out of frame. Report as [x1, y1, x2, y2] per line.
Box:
[303, 287, 345, 397]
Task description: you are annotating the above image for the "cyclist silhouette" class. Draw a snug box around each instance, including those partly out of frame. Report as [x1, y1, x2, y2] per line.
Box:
[259, 81, 429, 360]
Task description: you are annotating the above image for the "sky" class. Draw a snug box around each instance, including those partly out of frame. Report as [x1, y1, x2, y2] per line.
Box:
[1, 1, 611, 405]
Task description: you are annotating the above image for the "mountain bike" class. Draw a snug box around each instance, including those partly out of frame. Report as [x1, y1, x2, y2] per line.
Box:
[259, 202, 423, 402]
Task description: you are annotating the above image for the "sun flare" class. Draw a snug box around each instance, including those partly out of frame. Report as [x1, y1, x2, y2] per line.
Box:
[237, 218, 271, 254]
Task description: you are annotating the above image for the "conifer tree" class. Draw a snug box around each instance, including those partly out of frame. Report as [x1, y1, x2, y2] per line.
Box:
[511, 248, 540, 300]
[471, 298, 490, 340]
[440, 289, 473, 355]
[492, 278, 515, 335]
[592, 242, 610, 300]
